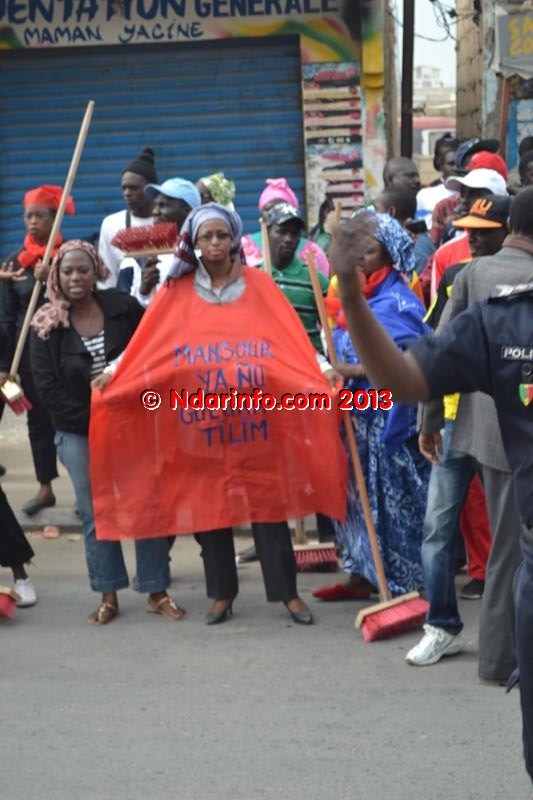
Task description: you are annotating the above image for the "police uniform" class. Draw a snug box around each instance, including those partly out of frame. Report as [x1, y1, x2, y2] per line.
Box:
[408, 283, 533, 782]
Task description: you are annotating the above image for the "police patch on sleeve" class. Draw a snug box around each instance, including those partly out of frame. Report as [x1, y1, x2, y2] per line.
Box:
[519, 384, 533, 407]
[519, 364, 533, 407]
[501, 346, 533, 360]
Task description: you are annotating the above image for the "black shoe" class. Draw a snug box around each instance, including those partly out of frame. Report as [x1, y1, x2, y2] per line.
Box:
[22, 494, 56, 516]
[284, 600, 313, 625]
[236, 544, 258, 565]
[0, 464, 6, 477]
[206, 599, 234, 625]
[460, 578, 485, 600]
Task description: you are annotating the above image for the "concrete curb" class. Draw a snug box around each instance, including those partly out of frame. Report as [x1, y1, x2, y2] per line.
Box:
[15, 508, 83, 533]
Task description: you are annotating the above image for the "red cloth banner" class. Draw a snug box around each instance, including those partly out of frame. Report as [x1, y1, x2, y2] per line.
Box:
[89, 268, 347, 540]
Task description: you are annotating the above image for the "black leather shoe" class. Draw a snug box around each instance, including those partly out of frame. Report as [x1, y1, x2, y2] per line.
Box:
[22, 495, 56, 516]
[284, 601, 313, 625]
[206, 600, 234, 626]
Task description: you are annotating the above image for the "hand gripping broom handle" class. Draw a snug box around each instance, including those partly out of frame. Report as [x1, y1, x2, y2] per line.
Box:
[8, 100, 95, 378]
[305, 250, 391, 602]
[260, 218, 272, 277]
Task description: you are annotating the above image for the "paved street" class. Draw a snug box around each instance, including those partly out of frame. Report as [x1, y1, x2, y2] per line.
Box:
[1, 416, 532, 800]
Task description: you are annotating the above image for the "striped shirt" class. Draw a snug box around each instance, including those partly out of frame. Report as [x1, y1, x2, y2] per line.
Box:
[81, 330, 106, 378]
[270, 257, 329, 352]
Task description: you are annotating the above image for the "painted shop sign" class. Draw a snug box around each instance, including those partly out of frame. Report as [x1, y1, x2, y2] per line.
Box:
[494, 8, 533, 80]
[0, 0, 340, 47]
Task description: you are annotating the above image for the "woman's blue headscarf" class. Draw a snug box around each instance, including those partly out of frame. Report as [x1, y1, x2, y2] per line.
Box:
[168, 202, 244, 279]
[374, 212, 416, 276]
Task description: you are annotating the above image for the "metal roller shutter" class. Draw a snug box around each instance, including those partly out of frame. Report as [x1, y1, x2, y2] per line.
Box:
[0, 35, 304, 255]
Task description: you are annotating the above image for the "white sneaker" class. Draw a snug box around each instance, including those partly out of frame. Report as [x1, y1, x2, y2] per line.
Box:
[14, 578, 37, 608]
[406, 624, 465, 666]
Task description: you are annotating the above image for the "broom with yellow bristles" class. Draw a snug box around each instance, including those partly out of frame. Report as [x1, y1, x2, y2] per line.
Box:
[306, 249, 428, 641]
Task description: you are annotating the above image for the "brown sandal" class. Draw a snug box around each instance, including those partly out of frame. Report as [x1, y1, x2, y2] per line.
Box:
[146, 595, 186, 621]
[87, 601, 119, 625]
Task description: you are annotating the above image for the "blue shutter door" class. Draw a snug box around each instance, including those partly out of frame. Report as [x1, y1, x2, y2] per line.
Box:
[0, 36, 304, 255]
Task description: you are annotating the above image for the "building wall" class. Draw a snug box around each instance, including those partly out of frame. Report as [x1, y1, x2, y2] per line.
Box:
[0, 0, 388, 224]
[456, 0, 530, 157]
[456, 0, 483, 137]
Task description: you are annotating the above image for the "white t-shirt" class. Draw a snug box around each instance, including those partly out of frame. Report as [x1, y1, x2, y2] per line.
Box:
[416, 183, 454, 229]
[98, 209, 152, 289]
[117, 252, 175, 308]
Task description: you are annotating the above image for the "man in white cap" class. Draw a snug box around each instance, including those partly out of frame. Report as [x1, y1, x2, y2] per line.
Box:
[429, 168, 508, 300]
[117, 178, 201, 307]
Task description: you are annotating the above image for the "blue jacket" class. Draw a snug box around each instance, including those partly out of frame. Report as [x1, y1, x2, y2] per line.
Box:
[336, 270, 428, 451]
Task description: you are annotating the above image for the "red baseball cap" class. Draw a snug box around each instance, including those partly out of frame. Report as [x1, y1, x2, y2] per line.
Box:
[467, 151, 508, 181]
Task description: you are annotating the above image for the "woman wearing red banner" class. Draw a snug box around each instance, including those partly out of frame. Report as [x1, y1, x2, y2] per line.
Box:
[174, 205, 313, 625]
[30, 240, 186, 625]
[0, 185, 74, 516]
[89, 204, 347, 626]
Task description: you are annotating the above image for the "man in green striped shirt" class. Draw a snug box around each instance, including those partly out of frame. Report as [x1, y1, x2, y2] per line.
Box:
[264, 203, 329, 353]
[235, 203, 337, 566]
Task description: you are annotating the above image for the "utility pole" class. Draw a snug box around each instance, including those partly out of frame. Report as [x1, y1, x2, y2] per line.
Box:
[401, 0, 415, 157]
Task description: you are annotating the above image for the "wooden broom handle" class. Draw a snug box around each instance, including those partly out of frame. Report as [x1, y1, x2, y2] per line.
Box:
[306, 250, 391, 601]
[341, 410, 391, 601]
[9, 100, 95, 377]
[260, 218, 272, 277]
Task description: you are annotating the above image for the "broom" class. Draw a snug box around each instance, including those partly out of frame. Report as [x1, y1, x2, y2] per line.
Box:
[306, 250, 428, 640]
[0, 100, 95, 415]
[260, 218, 338, 572]
[111, 221, 178, 258]
[292, 518, 339, 572]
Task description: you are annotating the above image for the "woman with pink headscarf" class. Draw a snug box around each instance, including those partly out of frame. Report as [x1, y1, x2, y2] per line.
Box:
[242, 178, 330, 277]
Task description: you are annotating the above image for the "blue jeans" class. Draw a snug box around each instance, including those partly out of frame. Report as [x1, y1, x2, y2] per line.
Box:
[421, 420, 474, 634]
[514, 529, 533, 783]
[55, 431, 170, 594]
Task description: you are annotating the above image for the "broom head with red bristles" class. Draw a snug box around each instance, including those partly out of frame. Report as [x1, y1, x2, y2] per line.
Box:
[355, 591, 428, 642]
[0, 376, 32, 415]
[293, 542, 339, 573]
[111, 221, 178, 258]
[0, 586, 20, 619]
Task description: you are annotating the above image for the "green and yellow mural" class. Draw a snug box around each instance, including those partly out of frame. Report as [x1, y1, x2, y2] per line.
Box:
[0, 0, 387, 220]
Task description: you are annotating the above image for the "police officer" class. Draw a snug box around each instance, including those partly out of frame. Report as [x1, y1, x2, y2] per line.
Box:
[330, 189, 533, 783]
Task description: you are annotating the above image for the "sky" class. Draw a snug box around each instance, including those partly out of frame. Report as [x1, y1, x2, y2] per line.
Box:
[394, 0, 457, 87]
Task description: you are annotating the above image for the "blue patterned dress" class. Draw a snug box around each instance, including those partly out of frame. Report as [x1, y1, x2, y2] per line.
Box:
[334, 270, 431, 595]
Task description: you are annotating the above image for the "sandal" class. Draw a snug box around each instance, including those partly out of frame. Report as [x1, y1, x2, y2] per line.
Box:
[87, 601, 119, 625]
[146, 595, 186, 621]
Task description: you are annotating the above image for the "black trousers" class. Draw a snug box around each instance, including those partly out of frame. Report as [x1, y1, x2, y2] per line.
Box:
[19, 364, 58, 485]
[515, 531, 533, 783]
[316, 513, 336, 543]
[0, 485, 34, 567]
[195, 522, 298, 603]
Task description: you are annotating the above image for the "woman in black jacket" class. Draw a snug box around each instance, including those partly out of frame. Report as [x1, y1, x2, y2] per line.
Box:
[30, 240, 185, 625]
